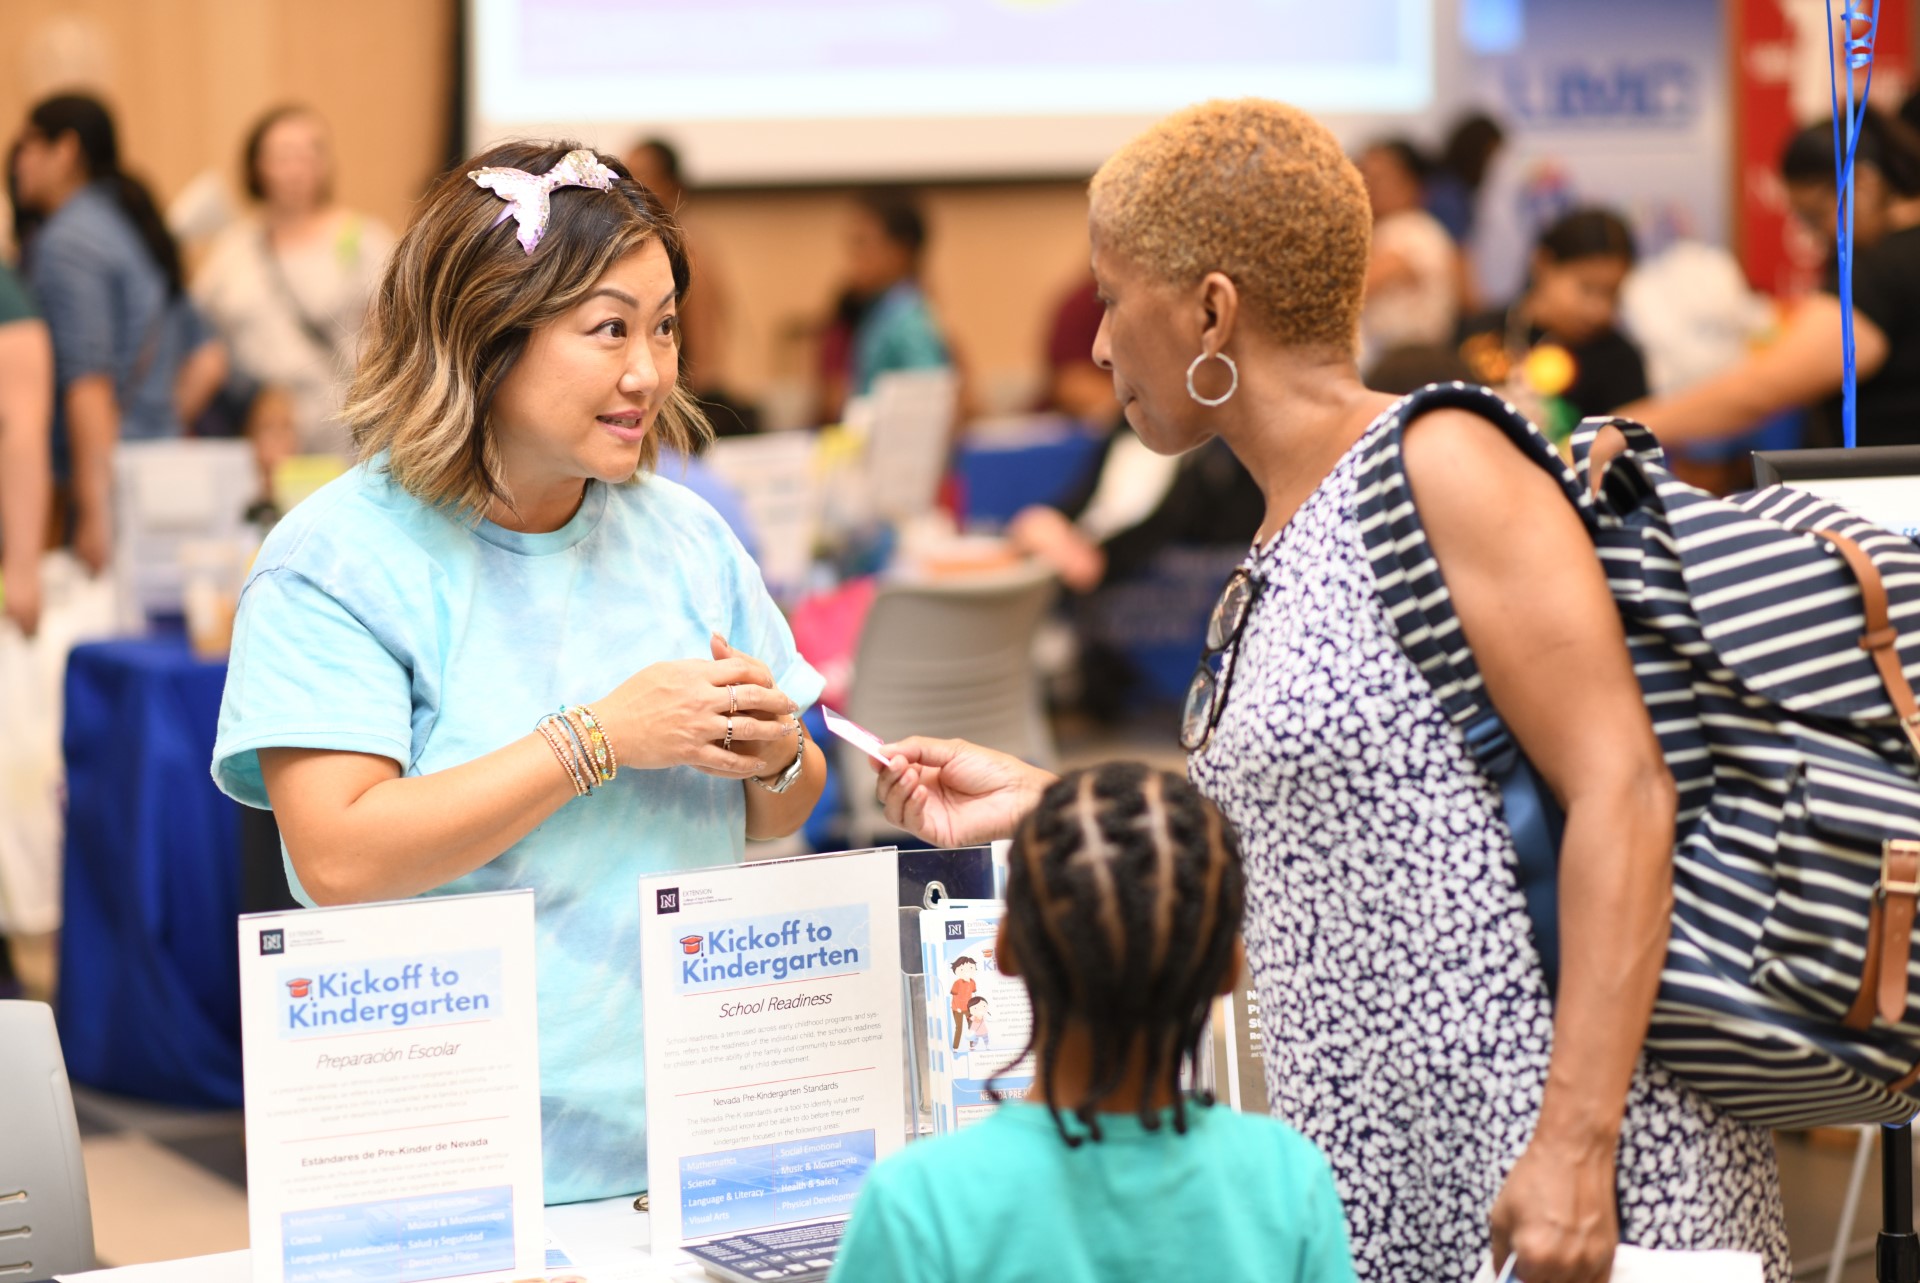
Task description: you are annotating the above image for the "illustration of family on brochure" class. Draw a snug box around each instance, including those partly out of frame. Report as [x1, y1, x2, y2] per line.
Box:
[920, 900, 1036, 1133]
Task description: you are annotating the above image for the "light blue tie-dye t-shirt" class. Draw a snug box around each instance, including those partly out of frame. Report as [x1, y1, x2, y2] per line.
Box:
[212, 455, 824, 1205]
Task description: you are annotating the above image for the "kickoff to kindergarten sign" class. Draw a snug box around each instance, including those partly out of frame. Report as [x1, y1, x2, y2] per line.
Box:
[239, 892, 545, 1283]
[279, 951, 501, 1037]
[641, 850, 904, 1248]
[673, 905, 872, 994]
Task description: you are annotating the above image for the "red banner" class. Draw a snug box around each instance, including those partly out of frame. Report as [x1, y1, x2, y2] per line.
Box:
[1735, 0, 1912, 298]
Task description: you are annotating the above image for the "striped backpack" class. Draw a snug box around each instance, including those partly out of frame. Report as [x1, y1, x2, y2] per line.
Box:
[1355, 381, 1920, 1129]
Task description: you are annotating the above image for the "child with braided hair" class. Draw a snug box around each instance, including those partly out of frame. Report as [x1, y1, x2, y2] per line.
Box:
[829, 762, 1353, 1283]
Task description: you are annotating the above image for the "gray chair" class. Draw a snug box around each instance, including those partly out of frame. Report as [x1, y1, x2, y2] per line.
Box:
[0, 1001, 94, 1281]
[841, 560, 1058, 848]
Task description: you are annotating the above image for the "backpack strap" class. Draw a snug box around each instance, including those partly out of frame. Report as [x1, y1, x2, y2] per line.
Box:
[1820, 529, 1920, 770]
[1568, 417, 1671, 517]
[1818, 528, 1920, 1031]
[1355, 382, 1593, 996]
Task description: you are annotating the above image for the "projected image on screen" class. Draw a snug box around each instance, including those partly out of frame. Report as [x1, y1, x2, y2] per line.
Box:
[471, 0, 1432, 183]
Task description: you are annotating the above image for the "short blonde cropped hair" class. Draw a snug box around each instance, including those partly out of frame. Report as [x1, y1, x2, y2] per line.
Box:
[1089, 99, 1371, 352]
[345, 140, 708, 517]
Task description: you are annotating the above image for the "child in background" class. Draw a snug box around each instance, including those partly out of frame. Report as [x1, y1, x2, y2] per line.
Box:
[829, 763, 1354, 1283]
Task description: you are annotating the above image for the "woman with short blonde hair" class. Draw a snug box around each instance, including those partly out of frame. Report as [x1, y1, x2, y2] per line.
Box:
[213, 140, 825, 1204]
[872, 99, 1788, 1281]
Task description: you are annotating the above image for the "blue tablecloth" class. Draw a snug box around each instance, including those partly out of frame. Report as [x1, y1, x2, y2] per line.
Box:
[57, 636, 244, 1107]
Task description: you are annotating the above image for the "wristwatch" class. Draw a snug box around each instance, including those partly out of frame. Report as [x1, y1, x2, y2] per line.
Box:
[751, 718, 807, 794]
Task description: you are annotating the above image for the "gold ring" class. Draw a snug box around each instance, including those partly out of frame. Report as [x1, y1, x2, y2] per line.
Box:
[728, 685, 738, 714]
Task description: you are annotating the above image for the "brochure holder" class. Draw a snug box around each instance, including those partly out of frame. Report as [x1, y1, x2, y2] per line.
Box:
[896, 847, 994, 1142]
[916, 899, 1036, 1135]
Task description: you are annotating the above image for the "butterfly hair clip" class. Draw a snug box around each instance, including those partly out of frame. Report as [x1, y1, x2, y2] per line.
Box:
[468, 148, 621, 254]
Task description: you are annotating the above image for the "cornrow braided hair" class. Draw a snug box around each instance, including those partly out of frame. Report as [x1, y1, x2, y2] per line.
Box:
[997, 761, 1246, 1147]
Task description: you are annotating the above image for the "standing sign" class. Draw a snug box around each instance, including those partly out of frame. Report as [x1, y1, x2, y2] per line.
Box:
[639, 849, 904, 1248]
[238, 891, 545, 1283]
[918, 900, 1034, 1134]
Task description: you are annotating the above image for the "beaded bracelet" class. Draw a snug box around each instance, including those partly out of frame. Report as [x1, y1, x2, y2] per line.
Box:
[561, 705, 615, 785]
[535, 716, 591, 797]
[570, 704, 619, 783]
[554, 707, 596, 782]
[536, 705, 620, 797]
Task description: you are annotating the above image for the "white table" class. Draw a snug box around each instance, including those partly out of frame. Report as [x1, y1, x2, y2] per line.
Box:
[58, 1196, 709, 1283]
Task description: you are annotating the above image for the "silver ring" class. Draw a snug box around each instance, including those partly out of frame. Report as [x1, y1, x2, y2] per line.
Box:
[724, 717, 734, 751]
[728, 685, 738, 714]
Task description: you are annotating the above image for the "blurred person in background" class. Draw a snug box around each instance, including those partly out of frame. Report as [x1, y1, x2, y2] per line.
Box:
[1620, 242, 1772, 400]
[193, 105, 395, 473]
[0, 260, 51, 638]
[1357, 138, 1461, 364]
[1007, 430, 1263, 721]
[817, 189, 950, 421]
[1363, 342, 1472, 395]
[1427, 111, 1507, 314]
[11, 93, 224, 573]
[1626, 109, 1920, 450]
[1041, 274, 1119, 425]
[1427, 112, 1506, 246]
[0, 259, 50, 1001]
[1456, 208, 1648, 441]
[6, 141, 44, 262]
[623, 136, 757, 434]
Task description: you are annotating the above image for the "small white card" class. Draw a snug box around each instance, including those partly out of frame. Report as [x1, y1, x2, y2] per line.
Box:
[823, 707, 891, 765]
[1475, 1247, 1762, 1283]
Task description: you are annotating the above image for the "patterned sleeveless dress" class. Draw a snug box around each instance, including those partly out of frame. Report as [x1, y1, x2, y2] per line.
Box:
[1187, 408, 1791, 1281]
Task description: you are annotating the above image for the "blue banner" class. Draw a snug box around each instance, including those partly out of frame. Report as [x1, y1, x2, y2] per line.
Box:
[1464, 0, 1727, 302]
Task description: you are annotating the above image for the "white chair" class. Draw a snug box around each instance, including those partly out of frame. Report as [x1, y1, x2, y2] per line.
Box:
[702, 432, 821, 601]
[862, 369, 959, 527]
[840, 560, 1058, 848]
[112, 439, 257, 624]
[0, 1001, 94, 1281]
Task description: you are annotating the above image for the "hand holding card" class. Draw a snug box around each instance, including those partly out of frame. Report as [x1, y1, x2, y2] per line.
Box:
[823, 707, 891, 765]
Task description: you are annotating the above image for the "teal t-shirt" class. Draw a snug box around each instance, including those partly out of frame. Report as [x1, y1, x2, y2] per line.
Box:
[828, 1101, 1355, 1283]
[211, 456, 824, 1205]
[851, 281, 949, 396]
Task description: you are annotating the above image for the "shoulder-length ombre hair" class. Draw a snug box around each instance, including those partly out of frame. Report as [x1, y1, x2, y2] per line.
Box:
[344, 140, 708, 516]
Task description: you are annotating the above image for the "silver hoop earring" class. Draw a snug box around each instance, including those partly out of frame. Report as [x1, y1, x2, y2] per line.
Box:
[1186, 351, 1238, 407]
